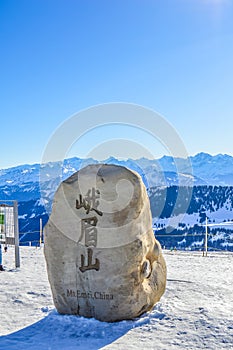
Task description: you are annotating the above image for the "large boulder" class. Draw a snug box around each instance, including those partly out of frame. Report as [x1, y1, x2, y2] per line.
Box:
[44, 164, 166, 322]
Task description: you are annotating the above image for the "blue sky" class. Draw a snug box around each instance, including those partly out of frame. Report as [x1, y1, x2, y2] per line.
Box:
[1, 0, 233, 168]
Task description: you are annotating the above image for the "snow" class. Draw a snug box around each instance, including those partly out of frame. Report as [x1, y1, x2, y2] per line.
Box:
[0, 247, 233, 349]
[154, 209, 233, 229]
[18, 214, 28, 219]
[35, 198, 45, 206]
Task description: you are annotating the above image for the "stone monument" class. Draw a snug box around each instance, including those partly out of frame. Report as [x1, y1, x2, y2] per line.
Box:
[44, 164, 166, 322]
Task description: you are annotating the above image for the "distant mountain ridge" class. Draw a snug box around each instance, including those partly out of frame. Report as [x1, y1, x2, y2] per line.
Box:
[1, 152, 233, 187]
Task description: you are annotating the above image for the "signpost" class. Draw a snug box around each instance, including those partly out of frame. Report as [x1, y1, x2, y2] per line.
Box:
[0, 200, 20, 268]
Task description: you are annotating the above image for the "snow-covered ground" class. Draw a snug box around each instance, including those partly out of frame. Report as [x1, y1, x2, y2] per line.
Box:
[0, 247, 232, 349]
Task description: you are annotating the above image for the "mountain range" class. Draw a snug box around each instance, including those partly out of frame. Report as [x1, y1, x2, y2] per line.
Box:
[0, 152, 233, 250]
[1, 152, 233, 187]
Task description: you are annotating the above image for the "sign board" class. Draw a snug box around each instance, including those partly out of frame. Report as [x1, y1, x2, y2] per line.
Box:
[0, 201, 20, 268]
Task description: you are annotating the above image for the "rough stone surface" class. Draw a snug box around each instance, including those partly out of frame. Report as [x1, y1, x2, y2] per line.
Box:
[44, 164, 166, 322]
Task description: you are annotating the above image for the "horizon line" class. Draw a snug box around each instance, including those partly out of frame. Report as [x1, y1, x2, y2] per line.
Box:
[1, 151, 233, 171]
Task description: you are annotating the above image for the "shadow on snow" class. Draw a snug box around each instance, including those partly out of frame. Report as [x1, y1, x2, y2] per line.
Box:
[0, 307, 166, 350]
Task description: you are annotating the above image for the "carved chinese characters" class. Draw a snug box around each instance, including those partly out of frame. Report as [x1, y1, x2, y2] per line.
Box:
[76, 188, 102, 272]
[76, 188, 103, 216]
[81, 217, 98, 247]
[44, 164, 166, 322]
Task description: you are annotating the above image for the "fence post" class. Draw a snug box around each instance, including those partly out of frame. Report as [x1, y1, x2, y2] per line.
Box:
[13, 201, 20, 268]
[40, 218, 43, 247]
[203, 217, 208, 257]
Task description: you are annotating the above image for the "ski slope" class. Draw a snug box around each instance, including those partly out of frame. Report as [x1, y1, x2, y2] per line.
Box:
[0, 247, 232, 349]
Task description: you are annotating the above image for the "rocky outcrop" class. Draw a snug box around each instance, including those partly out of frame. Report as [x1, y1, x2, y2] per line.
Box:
[44, 164, 166, 322]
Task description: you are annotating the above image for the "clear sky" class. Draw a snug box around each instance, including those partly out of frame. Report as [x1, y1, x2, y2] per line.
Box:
[1, 0, 233, 168]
